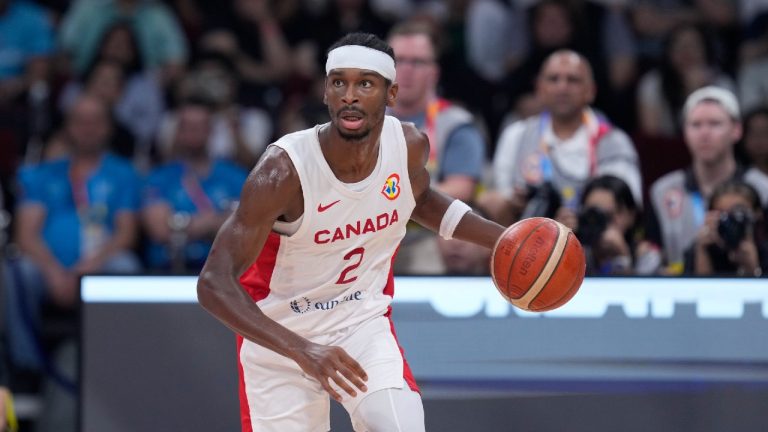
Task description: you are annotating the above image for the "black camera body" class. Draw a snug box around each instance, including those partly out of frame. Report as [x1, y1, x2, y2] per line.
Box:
[522, 182, 562, 219]
[717, 207, 753, 250]
[576, 206, 609, 247]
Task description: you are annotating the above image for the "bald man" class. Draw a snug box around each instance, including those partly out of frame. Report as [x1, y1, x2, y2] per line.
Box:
[482, 50, 641, 228]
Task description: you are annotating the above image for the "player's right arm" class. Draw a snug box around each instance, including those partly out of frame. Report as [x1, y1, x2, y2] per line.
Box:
[197, 146, 368, 401]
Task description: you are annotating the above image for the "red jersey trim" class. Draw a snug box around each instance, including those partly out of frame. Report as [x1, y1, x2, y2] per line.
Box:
[382, 248, 420, 394]
[237, 232, 281, 431]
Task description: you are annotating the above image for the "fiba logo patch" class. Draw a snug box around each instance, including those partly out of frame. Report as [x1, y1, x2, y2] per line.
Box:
[381, 173, 401, 200]
[290, 297, 311, 314]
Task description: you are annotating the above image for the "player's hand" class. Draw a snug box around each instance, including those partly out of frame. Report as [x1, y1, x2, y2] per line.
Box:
[294, 343, 368, 402]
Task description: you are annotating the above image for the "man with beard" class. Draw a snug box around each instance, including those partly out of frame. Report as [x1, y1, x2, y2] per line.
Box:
[482, 50, 641, 227]
[197, 32, 505, 431]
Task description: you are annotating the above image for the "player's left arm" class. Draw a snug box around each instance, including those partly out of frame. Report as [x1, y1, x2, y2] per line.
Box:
[404, 123, 505, 249]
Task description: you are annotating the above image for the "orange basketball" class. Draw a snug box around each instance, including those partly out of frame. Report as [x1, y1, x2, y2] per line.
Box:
[490, 217, 586, 312]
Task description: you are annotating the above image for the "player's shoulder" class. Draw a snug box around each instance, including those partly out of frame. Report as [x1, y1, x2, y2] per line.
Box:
[398, 120, 429, 167]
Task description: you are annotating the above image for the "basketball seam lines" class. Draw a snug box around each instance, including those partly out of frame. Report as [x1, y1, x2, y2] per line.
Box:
[517, 223, 569, 309]
[492, 219, 548, 302]
[530, 232, 571, 310]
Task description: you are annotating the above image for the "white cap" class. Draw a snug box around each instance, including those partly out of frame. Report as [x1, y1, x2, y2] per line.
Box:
[683, 86, 740, 121]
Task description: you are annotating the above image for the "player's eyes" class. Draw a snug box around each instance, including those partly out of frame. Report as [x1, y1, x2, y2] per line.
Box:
[332, 79, 344, 87]
[360, 80, 372, 88]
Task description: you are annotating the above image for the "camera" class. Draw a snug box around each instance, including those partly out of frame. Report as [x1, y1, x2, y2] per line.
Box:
[521, 181, 561, 219]
[576, 206, 609, 247]
[717, 207, 753, 250]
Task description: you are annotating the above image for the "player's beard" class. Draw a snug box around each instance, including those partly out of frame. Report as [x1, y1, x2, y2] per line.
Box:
[332, 95, 387, 142]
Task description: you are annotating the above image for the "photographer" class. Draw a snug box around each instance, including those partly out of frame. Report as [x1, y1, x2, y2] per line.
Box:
[685, 180, 766, 277]
[575, 175, 660, 275]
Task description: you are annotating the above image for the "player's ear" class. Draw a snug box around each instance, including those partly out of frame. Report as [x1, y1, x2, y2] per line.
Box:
[322, 77, 328, 105]
[387, 83, 398, 107]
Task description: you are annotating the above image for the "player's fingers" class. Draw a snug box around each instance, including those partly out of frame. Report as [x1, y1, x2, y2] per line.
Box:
[328, 368, 358, 398]
[336, 363, 368, 393]
[340, 354, 368, 382]
[318, 373, 343, 402]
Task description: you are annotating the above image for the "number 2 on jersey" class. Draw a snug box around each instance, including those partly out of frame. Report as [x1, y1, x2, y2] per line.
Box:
[336, 247, 364, 284]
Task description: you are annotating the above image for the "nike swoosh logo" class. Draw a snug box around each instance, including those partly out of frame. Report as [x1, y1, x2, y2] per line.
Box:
[317, 200, 341, 212]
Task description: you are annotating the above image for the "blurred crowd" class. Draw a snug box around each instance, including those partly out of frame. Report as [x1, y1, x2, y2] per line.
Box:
[1, 0, 768, 430]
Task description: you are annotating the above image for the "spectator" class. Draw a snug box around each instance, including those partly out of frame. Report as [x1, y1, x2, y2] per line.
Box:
[58, 60, 138, 159]
[0, 0, 55, 107]
[575, 175, 660, 275]
[59, 22, 165, 154]
[436, 207, 491, 276]
[387, 21, 487, 275]
[637, 24, 735, 138]
[59, 0, 188, 85]
[482, 50, 641, 229]
[742, 108, 768, 207]
[503, 0, 637, 132]
[201, 0, 293, 111]
[388, 21, 486, 202]
[685, 180, 766, 276]
[141, 101, 247, 272]
[3, 94, 141, 371]
[646, 87, 765, 274]
[157, 50, 272, 168]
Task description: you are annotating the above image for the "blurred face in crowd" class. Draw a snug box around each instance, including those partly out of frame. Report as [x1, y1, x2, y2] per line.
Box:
[536, 52, 595, 121]
[668, 27, 707, 72]
[175, 105, 213, 157]
[533, 2, 573, 48]
[85, 62, 125, 107]
[684, 101, 741, 165]
[436, 236, 491, 275]
[744, 112, 768, 163]
[583, 188, 634, 234]
[389, 33, 438, 111]
[712, 192, 754, 215]
[66, 96, 112, 156]
[100, 25, 138, 67]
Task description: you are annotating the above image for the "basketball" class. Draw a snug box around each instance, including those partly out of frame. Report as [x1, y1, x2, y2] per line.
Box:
[490, 217, 586, 312]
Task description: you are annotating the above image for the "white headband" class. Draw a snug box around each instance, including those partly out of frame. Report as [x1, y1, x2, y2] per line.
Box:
[326, 45, 396, 82]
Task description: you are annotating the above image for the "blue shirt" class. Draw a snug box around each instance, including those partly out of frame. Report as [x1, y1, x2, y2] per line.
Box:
[0, 1, 55, 79]
[17, 154, 141, 267]
[394, 111, 485, 181]
[142, 160, 247, 269]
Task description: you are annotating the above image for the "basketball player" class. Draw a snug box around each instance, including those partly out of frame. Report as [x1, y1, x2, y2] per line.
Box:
[197, 32, 505, 432]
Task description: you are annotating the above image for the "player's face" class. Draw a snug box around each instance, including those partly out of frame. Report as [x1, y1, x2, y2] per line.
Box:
[536, 54, 595, 120]
[684, 102, 742, 164]
[324, 68, 397, 141]
[390, 34, 438, 108]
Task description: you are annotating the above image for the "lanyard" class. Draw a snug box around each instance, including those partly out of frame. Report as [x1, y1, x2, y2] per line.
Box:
[537, 110, 611, 181]
[689, 191, 706, 227]
[181, 166, 215, 212]
[69, 168, 91, 213]
[424, 98, 451, 167]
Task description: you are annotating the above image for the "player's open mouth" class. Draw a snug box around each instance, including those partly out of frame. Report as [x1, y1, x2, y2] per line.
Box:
[340, 111, 364, 130]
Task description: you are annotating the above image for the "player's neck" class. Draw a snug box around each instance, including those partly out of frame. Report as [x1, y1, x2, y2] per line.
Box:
[693, 155, 736, 196]
[321, 124, 381, 183]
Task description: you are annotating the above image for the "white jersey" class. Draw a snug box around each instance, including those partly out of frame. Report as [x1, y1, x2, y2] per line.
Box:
[239, 116, 416, 337]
